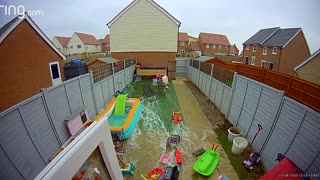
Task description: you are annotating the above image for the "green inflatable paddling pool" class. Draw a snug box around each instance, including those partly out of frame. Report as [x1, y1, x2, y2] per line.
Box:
[193, 150, 220, 176]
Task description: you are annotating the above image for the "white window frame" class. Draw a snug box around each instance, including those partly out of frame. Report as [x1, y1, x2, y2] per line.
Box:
[246, 45, 249, 50]
[253, 44, 257, 52]
[213, 44, 216, 49]
[49, 61, 62, 86]
[180, 42, 185, 46]
[206, 44, 209, 48]
[225, 45, 228, 49]
[219, 45, 222, 49]
[261, 60, 266, 68]
[272, 47, 278, 54]
[263, 47, 267, 55]
[269, 61, 275, 70]
[251, 56, 256, 65]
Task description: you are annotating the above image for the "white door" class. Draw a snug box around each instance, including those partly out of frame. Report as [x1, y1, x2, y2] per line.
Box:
[49, 61, 62, 86]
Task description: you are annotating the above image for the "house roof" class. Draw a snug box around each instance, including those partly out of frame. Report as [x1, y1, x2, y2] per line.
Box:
[190, 41, 201, 51]
[195, 56, 215, 62]
[294, 48, 320, 71]
[107, 0, 181, 27]
[199, 32, 231, 46]
[262, 28, 301, 47]
[230, 45, 239, 55]
[75, 32, 100, 45]
[188, 35, 198, 42]
[0, 15, 65, 59]
[96, 57, 119, 64]
[55, 36, 70, 47]
[243, 27, 280, 45]
[102, 34, 110, 44]
[179, 32, 188, 42]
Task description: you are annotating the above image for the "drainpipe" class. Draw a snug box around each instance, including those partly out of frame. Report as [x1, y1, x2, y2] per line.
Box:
[277, 47, 281, 72]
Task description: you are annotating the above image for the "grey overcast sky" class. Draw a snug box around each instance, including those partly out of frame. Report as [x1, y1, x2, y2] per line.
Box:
[1, 0, 320, 53]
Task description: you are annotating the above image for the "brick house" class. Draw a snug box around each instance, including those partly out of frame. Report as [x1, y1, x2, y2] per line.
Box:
[178, 32, 188, 54]
[101, 34, 110, 54]
[67, 32, 101, 56]
[189, 41, 202, 57]
[294, 48, 320, 85]
[107, 0, 181, 68]
[229, 44, 239, 56]
[0, 15, 65, 112]
[242, 27, 311, 76]
[198, 32, 231, 56]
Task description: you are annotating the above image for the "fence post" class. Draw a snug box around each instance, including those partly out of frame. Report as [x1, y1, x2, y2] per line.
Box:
[123, 60, 127, 86]
[226, 72, 238, 119]
[89, 71, 99, 115]
[286, 77, 293, 96]
[208, 64, 214, 99]
[112, 63, 116, 94]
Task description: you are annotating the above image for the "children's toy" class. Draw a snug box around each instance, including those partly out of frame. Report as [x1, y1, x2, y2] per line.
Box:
[218, 175, 230, 180]
[160, 155, 171, 165]
[192, 147, 205, 157]
[193, 144, 220, 176]
[164, 166, 179, 180]
[142, 168, 165, 180]
[120, 163, 135, 175]
[166, 134, 181, 147]
[175, 149, 183, 165]
[172, 108, 183, 122]
[243, 152, 261, 170]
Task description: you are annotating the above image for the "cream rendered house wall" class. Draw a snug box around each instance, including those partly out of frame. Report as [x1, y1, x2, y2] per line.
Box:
[85, 44, 101, 54]
[296, 54, 320, 85]
[52, 37, 64, 54]
[67, 33, 85, 55]
[110, 0, 178, 52]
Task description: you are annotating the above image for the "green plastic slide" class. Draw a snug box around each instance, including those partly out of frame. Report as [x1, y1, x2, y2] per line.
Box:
[114, 94, 127, 116]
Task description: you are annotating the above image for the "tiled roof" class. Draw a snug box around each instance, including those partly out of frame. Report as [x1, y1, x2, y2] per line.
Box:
[199, 32, 231, 46]
[179, 32, 188, 42]
[230, 45, 239, 55]
[190, 41, 201, 51]
[55, 36, 70, 47]
[262, 28, 301, 47]
[243, 27, 280, 45]
[75, 32, 100, 45]
[195, 56, 214, 62]
[102, 34, 110, 44]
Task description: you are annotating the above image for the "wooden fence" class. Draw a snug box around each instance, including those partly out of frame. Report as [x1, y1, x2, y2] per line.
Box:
[220, 63, 320, 112]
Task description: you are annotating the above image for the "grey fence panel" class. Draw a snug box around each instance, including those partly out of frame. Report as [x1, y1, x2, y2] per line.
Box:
[286, 107, 320, 172]
[237, 81, 262, 136]
[214, 83, 224, 109]
[45, 85, 71, 143]
[261, 97, 307, 170]
[65, 80, 84, 114]
[79, 75, 96, 120]
[306, 152, 320, 175]
[94, 83, 104, 112]
[195, 68, 200, 87]
[193, 68, 197, 84]
[176, 58, 189, 75]
[228, 75, 247, 125]
[108, 77, 115, 97]
[125, 68, 131, 86]
[246, 85, 284, 152]
[199, 72, 205, 93]
[0, 109, 46, 179]
[221, 86, 232, 116]
[209, 78, 217, 102]
[204, 75, 211, 97]
[102, 78, 111, 106]
[19, 97, 60, 164]
[0, 146, 24, 180]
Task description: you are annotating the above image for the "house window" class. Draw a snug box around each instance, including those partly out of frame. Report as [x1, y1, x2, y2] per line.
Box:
[261, 60, 266, 68]
[263, 47, 267, 55]
[251, 56, 256, 65]
[180, 42, 185, 46]
[225, 45, 228, 49]
[70, 46, 73, 49]
[49, 61, 62, 86]
[106, 43, 110, 47]
[269, 61, 275, 70]
[253, 44, 257, 52]
[272, 47, 278, 54]
[219, 45, 222, 49]
[213, 44, 216, 49]
[77, 45, 81, 48]
[246, 45, 249, 50]
[206, 44, 209, 48]
[245, 56, 249, 64]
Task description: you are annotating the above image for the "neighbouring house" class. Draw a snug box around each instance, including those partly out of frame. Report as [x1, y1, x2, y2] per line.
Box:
[242, 27, 311, 76]
[178, 32, 189, 54]
[188, 35, 198, 42]
[229, 44, 239, 56]
[0, 15, 65, 112]
[101, 34, 111, 54]
[67, 32, 101, 56]
[294, 48, 320, 85]
[52, 36, 71, 56]
[189, 41, 201, 57]
[87, 57, 119, 71]
[198, 32, 231, 56]
[107, 0, 181, 69]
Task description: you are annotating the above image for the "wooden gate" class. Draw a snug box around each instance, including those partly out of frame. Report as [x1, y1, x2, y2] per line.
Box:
[168, 60, 176, 80]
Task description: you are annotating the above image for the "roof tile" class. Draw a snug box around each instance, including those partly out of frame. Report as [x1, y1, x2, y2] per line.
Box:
[243, 27, 280, 45]
[102, 34, 110, 44]
[55, 36, 70, 47]
[179, 32, 188, 42]
[75, 32, 100, 45]
[199, 32, 231, 46]
[262, 28, 301, 47]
